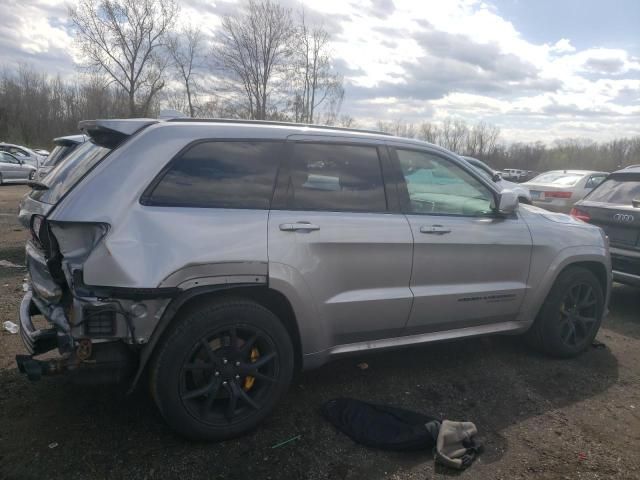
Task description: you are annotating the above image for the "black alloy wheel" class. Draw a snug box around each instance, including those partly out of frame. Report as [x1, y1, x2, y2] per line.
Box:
[179, 325, 280, 425]
[525, 266, 604, 357]
[151, 298, 294, 441]
[557, 283, 599, 348]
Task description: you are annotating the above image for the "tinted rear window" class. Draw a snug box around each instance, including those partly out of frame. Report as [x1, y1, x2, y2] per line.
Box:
[145, 141, 282, 209]
[284, 143, 387, 212]
[42, 145, 75, 167]
[30, 141, 111, 205]
[529, 171, 585, 186]
[586, 176, 640, 205]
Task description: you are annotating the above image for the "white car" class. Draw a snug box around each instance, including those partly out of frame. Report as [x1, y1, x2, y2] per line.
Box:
[502, 168, 528, 181]
[462, 157, 531, 203]
[523, 170, 608, 213]
[0, 143, 46, 169]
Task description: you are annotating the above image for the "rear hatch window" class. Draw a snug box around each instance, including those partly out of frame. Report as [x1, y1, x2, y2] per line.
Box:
[529, 172, 585, 186]
[41, 144, 76, 167]
[585, 175, 640, 205]
[30, 141, 111, 205]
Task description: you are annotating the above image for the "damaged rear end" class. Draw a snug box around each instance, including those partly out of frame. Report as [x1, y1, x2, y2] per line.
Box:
[16, 119, 162, 383]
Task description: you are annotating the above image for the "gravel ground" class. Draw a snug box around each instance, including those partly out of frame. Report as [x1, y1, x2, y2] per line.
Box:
[1, 184, 639, 480]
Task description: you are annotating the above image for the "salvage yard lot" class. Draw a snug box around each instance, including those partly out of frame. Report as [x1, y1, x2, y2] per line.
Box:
[1, 184, 639, 480]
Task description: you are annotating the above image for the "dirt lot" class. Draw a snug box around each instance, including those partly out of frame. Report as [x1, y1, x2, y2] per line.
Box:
[1, 184, 639, 480]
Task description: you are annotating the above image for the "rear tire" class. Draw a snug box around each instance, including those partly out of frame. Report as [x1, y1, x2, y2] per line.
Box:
[150, 297, 294, 441]
[525, 266, 604, 357]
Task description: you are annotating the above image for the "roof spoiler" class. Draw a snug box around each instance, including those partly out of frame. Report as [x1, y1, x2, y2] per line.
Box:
[53, 134, 88, 147]
[78, 119, 158, 148]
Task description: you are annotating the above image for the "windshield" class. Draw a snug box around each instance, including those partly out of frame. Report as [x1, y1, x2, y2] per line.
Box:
[30, 141, 111, 205]
[42, 144, 75, 167]
[529, 171, 585, 186]
[585, 177, 640, 205]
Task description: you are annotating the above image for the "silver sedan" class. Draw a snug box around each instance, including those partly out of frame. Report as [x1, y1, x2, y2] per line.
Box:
[0, 151, 36, 184]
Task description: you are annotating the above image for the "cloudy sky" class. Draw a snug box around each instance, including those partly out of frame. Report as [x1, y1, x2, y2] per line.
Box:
[1, 0, 639, 142]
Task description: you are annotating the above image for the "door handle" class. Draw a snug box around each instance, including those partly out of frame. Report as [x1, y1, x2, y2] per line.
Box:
[279, 222, 320, 232]
[419, 225, 451, 235]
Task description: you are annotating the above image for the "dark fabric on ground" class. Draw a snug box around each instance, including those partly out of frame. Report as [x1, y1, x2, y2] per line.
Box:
[322, 398, 441, 451]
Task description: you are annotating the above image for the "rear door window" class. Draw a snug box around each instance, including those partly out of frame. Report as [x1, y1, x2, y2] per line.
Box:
[0, 152, 18, 164]
[281, 143, 387, 213]
[144, 141, 283, 209]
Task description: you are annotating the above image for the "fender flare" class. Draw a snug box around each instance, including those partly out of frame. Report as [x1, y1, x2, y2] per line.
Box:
[516, 246, 611, 327]
[127, 283, 259, 393]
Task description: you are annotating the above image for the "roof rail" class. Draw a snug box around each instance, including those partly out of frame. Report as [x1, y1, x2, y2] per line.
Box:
[165, 117, 393, 136]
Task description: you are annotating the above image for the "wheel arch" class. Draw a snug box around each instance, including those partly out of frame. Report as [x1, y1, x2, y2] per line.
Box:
[518, 247, 611, 328]
[570, 260, 608, 296]
[128, 284, 303, 393]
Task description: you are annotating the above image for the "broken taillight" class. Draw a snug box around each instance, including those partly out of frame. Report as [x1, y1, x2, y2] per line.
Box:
[30, 214, 45, 248]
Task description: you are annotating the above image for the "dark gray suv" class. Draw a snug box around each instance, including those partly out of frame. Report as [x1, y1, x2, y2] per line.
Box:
[17, 119, 611, 440]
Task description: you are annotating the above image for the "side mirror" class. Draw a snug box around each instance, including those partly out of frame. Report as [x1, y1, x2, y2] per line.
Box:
[492, 172, 502, 182]
[492, 189, 519, 214]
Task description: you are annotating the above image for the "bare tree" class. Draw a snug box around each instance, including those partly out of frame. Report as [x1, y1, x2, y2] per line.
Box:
[69, 0, 178, 117]
[214, 0, 295, 120]
[167, 26, 205, 117]
[465, 121, 500, 159]
[335, 114, 357, 128]
[292, 11, 344, 123]
[417, 122, 440, 144]
[440, 119, 469, 153]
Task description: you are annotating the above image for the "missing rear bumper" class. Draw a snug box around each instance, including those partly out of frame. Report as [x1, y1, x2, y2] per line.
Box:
[19, 291, 68, 355]
[15, 341, 136, 384]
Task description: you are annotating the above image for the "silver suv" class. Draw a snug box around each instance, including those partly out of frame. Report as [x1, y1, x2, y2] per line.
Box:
[16, 119, 611, 440]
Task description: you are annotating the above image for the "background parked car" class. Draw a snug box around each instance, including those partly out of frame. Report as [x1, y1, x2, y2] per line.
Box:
[36, 134, 88, 181]
[0, 143, 46, 169]
[462, 156, 531, 203]
[523, 170, 608, 213]
[0, 151, 36, 184]
[572, 167, 640, 287]
[33, 149, 50, 157]
[501, 168, 528, 182]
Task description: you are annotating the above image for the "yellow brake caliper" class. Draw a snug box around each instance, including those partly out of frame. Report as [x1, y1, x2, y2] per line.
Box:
[243, 347, 259, 391]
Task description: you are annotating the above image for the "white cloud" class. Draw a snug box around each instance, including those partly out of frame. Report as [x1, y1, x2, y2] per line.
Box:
[0, 0, 638, 143]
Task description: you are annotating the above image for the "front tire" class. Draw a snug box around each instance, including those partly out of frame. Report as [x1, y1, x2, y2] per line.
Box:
[150, 297, 294, 441]
[525, 266, 604, 357]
